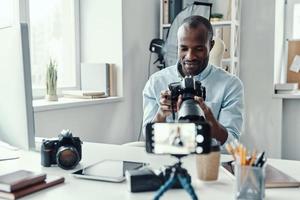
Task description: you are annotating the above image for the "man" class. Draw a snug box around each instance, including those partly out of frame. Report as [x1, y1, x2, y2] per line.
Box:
[143, 15, 244, 147]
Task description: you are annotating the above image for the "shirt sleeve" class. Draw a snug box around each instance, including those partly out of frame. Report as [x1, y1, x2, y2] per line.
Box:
[142, 76, 159, 136]
[219, 76, 244, 151]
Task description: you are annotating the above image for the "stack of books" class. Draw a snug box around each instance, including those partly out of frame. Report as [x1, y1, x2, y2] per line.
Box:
[62, 90, 107, 99]
[0, 170, 64, 200]
[274, 83, 300, 94]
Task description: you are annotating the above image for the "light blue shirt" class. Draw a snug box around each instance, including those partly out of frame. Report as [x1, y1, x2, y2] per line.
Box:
[142, 63, 244, 148]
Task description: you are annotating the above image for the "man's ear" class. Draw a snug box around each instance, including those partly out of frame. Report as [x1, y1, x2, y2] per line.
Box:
[210, 39, 215, 51]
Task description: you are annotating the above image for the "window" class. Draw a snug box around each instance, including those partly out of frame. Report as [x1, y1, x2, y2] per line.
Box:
[0, 0, 13, 28]
[292, 3, 300, 38]
[285, 0, 300, 39]
[28, 0, 79, 97]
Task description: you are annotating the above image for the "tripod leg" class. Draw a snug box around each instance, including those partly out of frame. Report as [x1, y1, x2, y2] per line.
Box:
[177, 175, 198, 200]
[154, 175, 177, 200]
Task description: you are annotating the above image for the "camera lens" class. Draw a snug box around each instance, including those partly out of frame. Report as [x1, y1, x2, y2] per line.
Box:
[56, 146, 80, 170]
[178, 99, 205, 121]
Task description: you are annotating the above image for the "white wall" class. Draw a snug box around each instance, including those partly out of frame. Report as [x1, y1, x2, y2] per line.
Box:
[35, 0, 160, 144]
[239, 0, 283, 158]
[282, 100, 300, 160]
[122, 0, 160, 139]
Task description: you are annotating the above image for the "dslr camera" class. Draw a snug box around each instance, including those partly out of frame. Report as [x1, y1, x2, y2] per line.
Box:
[41, 130, 82, 170]
[169, 76, 206, 121]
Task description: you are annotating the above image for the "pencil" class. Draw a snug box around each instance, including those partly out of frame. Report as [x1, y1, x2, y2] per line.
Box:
[249, 150, 257, 166]
[225, 143, 236, 160]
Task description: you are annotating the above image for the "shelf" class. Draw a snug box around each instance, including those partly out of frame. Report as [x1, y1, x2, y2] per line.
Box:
[273, 91, 300, 99]
[211, 20, 232, 26]
[222, 57, 239, 63]
[211, 20, 240, 27]
[162, 24, 171, 28]
[163, 20, 238, 28]
[222, 58, 231, 63]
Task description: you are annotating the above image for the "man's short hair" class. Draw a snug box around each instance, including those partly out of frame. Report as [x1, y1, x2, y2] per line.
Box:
[181, 15, 213, 41]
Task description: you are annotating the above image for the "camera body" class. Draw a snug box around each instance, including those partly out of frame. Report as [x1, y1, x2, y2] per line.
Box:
[126, 165, 190, 192]
[169, 76, 206, 101]
[169, 76, 206, 121]
[41, 130, 82, 170]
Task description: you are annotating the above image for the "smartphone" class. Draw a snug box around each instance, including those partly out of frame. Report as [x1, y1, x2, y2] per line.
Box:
[145, 122, 211, 155]
[72, 159, 147, 182]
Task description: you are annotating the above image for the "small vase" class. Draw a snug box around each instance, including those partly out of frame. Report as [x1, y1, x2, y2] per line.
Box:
[45, 94, 58, 101]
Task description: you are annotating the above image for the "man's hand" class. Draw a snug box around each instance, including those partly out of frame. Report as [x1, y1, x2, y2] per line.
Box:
[153, 90, 182, 123]
[194, 96, 228, 144]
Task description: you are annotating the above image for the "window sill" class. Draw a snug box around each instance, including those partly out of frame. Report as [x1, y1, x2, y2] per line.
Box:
[272, 91, 300, 99]
[33, 96, 124, 112]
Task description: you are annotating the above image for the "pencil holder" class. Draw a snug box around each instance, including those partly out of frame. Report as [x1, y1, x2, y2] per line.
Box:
[234, 164, 265, 200]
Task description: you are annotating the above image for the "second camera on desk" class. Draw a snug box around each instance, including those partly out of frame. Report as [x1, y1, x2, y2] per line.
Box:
[41, 130, 82, 170]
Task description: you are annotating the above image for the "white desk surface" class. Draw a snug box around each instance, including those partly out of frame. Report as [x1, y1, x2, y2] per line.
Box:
[0, 142, 300, 200]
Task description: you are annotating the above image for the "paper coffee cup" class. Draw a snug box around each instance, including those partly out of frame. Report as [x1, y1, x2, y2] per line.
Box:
[196, 140, 220, 181]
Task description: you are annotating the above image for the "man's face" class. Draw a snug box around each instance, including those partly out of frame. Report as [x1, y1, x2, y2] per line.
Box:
[178, 25, 213, 76]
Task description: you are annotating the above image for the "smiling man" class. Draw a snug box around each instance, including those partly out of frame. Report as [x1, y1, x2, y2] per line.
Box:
[142, 15, 244, 148]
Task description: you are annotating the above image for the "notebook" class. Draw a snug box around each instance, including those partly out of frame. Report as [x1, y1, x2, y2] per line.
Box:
[0, 170, 46, 192]
[222, 161, 300, 188]
[0, 175, 65, 200]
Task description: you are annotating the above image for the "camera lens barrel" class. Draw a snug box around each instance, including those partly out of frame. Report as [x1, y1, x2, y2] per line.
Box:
[41, 141, 53, 167]
[41, 149, 52, 167]
[178, 99, 205, 121]
[56, 146, 81, 170]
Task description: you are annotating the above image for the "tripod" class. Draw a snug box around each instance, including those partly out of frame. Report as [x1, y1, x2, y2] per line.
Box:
[154, 157, 198, 200]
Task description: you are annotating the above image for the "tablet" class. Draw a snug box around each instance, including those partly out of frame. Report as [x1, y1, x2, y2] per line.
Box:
[72, 159, 147, 182]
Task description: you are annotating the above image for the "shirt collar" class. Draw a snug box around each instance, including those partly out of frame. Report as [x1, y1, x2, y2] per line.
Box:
[176, 62, 212, 81]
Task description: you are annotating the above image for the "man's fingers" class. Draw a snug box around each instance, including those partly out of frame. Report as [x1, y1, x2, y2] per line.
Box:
[194, 96, 204, 103]
[160, 98, 171, 105]
[194, 96, 203, 106]
[160, 105, 172, 111]
[157, 90, 175, 120]
[177, 95, 183, 111]
[160, 90, 171, 98]
[160, 90, 172, 105]
[194, 96, 209, 113]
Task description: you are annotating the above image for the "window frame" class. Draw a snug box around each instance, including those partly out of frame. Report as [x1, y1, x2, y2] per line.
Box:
[27, 0, 81, 99]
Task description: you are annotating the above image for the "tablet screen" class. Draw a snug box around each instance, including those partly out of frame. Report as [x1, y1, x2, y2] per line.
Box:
[72, 160, 146, 182]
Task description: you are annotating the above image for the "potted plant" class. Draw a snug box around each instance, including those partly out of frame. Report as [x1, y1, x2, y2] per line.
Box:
[45, 59, 58, 101]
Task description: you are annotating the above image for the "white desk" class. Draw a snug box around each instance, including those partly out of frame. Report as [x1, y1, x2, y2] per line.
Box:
[0, 142, 300, 200]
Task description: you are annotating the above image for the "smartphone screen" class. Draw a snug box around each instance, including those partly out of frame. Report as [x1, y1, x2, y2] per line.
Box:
[72, 159, 146, 182]
[152, 123, 197, 155]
